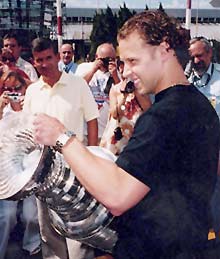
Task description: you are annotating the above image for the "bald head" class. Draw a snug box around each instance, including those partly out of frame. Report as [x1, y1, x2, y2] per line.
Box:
[96, 43, 116, 60]
[60, 43, 74, 65]
[95, 43, 116, 71]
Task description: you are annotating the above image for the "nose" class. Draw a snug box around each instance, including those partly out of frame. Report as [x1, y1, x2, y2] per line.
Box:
[41, 61, 48, 68]
[122, 63, 132, 80]
[193, 57, 200, 64]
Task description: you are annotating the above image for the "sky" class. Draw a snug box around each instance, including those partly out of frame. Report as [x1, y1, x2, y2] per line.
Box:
[65, 0, 217, 9]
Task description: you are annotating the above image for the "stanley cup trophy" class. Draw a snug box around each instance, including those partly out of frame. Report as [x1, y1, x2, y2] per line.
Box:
[0, 112, 118, 252]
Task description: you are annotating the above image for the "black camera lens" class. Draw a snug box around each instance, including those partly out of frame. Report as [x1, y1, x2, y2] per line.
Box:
[100, 57, 110, 68]
[121, 81, 135, 94]
[114, 127, 123, 141]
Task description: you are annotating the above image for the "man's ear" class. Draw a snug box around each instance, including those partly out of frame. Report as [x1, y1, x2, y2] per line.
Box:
[160, 41, 171, 53]
[159, 41, 172, 61]
[208, 48, 213, 60]
[32, 59, 37, 68]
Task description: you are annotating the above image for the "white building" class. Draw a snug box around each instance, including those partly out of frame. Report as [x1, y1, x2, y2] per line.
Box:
[61, 8, 220, 41]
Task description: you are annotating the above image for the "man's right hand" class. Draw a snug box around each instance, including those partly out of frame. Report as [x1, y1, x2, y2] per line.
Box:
[93, 58, 104, 72]
[33, 113, 66, 147]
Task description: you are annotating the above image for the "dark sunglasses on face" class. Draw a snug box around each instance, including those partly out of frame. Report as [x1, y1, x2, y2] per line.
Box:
[62, 51, 72, 54]
[2, 84, 23, 92]
[4, 44, 17, 48]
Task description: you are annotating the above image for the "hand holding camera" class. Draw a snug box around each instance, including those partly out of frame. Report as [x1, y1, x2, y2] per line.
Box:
[114, 126, 123, 141]
[100, 57, 111, 69]
[100, 57, 117, 73]
[120, 81, 135, 94]
[6, 92, 23, 103]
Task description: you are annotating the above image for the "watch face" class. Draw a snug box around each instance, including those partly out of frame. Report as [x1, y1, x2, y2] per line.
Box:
[54, 131, 75, 153]
[65, 131, 75, 138]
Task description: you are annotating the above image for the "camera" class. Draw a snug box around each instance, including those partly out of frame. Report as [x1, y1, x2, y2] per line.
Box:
[100, 57, 111, 69]
[116, 59, 124, 70]
[7, 92, 22, 102]
[114, 126, 123, 141]
[121, 81, 135, 94]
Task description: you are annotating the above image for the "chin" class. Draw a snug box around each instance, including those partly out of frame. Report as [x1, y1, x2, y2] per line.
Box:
[134, 82, 146, 95]
[136, 87, 145, 95]
[195, 67, 207, 75]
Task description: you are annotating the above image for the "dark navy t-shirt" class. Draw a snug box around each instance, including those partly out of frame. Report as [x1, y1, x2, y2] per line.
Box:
[114, 85, 220, 259]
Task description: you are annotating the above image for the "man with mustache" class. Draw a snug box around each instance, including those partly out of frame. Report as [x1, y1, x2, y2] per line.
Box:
[188, 36, 220, 243]
[188, 37, 220, 95]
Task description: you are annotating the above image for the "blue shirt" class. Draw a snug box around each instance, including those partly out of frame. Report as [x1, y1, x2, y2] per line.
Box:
[58, 60, 78, 74]
[188, 63, 220, 118]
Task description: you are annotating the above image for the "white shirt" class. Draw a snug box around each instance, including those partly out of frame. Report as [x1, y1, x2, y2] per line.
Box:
[16, 57, 38, 82]
[23, 72, 99, 142]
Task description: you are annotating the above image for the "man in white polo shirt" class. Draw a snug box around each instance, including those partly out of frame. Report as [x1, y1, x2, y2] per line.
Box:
[23, 37, 98, 259]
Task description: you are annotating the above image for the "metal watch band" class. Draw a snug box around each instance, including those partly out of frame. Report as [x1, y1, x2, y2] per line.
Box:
[54, 131, 75, 153]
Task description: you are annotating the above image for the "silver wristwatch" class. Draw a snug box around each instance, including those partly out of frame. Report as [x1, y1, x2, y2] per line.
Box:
[54, 131, 76, 153]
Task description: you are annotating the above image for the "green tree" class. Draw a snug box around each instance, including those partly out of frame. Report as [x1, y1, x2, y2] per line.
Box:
[104, 6, 118, 44]
[117, 2, 134, 30]
[212, 40, 220, 63]
[90, 6, 117, 58]
[158, 2, 165, 13]
[89, 11, 103, 58]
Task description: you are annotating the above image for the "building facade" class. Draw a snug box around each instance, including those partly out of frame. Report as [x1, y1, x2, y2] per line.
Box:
[0, 0, 56, 44]
[1, 4, 219, 41]
[61, 8, 220, 41]
[0, 4, 219, 60]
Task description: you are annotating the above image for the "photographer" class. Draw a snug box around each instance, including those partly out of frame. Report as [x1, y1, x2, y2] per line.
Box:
[100, 61, 152, 155]
[0, 70, 41, 258]
[0, 49, 32, 86]
[75, 43, 122, 140]
[0, 70, 27, 118]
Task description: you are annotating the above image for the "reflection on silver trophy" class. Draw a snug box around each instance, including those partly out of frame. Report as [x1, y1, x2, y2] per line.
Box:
[0, 112, 118, 252]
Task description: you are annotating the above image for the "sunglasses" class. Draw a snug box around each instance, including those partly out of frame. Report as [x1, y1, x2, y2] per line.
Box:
[62, 51, 72, 54]
[3, 44, 17, 48]
[2, 84, 23, 92]
[2, 56, 16, 63]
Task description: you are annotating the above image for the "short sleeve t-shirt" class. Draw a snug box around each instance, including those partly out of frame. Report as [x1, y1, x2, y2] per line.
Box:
[114, 85, 220, 259]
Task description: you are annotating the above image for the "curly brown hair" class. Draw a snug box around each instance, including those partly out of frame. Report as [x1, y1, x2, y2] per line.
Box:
[117, 10, 190, 68]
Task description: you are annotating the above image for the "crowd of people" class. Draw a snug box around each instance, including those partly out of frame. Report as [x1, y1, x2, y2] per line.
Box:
[0, 9, 220, 259]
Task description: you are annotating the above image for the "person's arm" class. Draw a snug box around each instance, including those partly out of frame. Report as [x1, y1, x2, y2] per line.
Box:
[109, 83, 127, 120]
[86, 118, 98, 146]
[83, 60, 102, 83]
[0, 92, 9, 119]
[109, 85, 119, 120]
[108, 60, 121, 85]
[33, 113, 150, 216]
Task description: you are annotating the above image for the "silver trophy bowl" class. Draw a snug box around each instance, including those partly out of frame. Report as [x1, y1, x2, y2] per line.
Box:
[0, 112, 118, 252]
